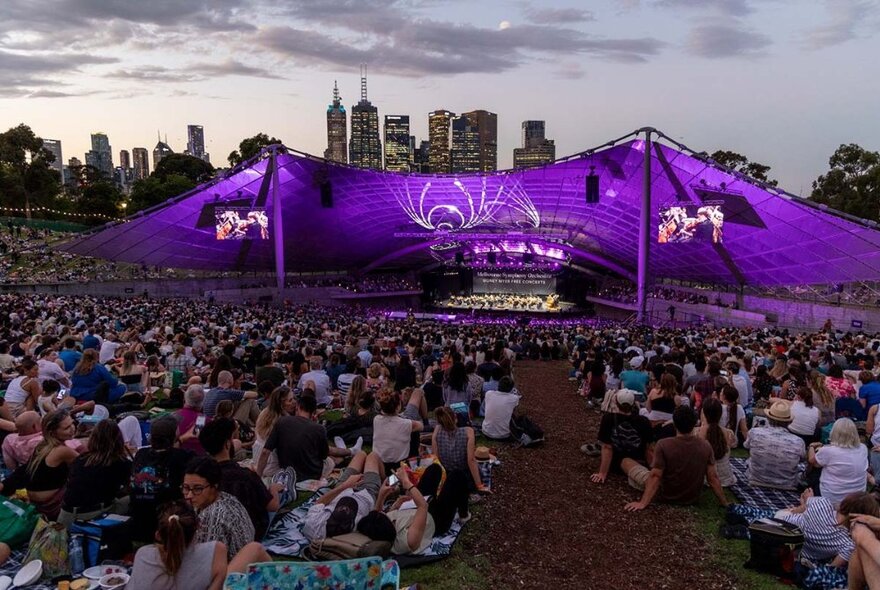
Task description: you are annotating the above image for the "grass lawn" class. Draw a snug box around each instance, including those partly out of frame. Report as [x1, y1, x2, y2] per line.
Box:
[684, 447, 787, 590]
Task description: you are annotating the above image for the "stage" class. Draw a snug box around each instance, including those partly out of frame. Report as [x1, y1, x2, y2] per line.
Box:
[435, 293, 574, 314]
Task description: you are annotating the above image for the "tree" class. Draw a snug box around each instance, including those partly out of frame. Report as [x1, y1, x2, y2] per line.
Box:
[710, 150, 778, 186]
[153, 153, 214, 183]
[227, 133, 283, 166]
[811, 144, 880, 222]
[74, 180, 124, 222]
[0, 124, 62, 216]
[128, 174, 196, 214]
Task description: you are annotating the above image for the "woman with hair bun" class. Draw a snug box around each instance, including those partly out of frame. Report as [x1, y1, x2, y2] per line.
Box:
[128, 500, 270, 590]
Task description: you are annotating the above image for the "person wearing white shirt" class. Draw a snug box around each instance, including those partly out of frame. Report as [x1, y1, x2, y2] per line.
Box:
[482, 376, 521, 440]
[809, 419, 869, 508]
[99, 334, 123, 364]
[37, 349, 71, 388]
[789, 388, 821, 444]
[297, 357, 333, 406]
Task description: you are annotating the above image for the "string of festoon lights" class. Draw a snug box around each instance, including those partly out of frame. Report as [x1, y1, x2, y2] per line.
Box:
[0, 206, 123, 222]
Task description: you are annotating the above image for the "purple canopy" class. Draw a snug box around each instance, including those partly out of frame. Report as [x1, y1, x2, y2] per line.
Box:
[62, 131, 880, 286]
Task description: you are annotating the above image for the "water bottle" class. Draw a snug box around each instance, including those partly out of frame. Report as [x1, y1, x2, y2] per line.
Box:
[69, 534, 85, 575]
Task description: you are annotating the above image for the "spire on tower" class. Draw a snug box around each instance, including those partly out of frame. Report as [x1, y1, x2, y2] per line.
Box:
[360, 63, 368, 103]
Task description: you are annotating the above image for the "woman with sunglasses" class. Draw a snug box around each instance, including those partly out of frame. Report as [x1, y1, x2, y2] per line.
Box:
[182, 457, 254, 560]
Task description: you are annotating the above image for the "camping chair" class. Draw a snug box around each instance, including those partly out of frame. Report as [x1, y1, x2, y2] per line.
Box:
[223, 556, 401, 590]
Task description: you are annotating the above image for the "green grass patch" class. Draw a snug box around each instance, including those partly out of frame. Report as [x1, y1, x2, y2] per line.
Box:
[686, 488, 787, 590]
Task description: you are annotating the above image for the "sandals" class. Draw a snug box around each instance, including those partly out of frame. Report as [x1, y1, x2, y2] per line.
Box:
[580, 442, 602, 456]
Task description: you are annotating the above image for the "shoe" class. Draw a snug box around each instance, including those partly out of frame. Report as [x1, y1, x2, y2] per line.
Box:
[333, 436, 346, 450]
[580, 442, 601, 456]
[272, 467, 298, 506]
[351, 436, 364, 454]
[458, 513, 472, 525]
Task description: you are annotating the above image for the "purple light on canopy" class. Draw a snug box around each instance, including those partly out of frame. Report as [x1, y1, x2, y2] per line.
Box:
[59, 132, 880, 286]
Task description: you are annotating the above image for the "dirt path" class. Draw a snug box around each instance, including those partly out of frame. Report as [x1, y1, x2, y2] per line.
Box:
[469, 360, 737, 590]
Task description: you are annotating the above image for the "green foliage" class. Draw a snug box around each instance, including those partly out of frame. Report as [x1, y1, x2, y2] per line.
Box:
[153, 153, 214, 183]
[811, 143, 880, 222]
[0, 123, 62, 214]
[710, 150, 778, 186]
[228, 133, 283, 167]
[128, 174, 196, 214]
[74, 180, 124, 222]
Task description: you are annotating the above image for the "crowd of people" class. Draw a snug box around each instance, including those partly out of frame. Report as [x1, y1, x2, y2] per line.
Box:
[440, 293, 549, 311]
[284, 274, 420, 294]
[573, 324, 880, 588]
[7, 289, 880, 587]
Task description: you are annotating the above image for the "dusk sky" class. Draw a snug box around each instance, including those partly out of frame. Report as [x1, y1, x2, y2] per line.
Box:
[1, 0, 877, 193]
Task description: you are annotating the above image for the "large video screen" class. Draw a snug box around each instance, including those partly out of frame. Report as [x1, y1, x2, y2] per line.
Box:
[658, 205, 724, 244]
[473, 270, 557, 295]
[215, 208, 269, 240]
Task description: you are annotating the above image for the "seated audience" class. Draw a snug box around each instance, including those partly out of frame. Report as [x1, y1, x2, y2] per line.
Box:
[70, 348, 126, 403]
[371, 389, 424, 466]
[177, 384, 208, 455]
[697, 398, 737, 487]
[203, 370, 257, 420]
[297, 356, 332, 406]
[745, 401, 806, 490]
[4, 358, 42, 417]
[808, 418, 868, 508]
[253, 385, 295, 480]
[432, 406, 487, 493]
[590, 390, 654, 485]
[789, 387, 821, 445]
[482, 376, 521, 441]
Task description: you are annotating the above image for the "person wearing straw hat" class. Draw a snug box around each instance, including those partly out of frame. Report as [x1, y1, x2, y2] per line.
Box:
[744, 400, 806, 490]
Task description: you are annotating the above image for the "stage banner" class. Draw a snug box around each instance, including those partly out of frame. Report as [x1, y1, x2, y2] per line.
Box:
[473, 270, 557, 295]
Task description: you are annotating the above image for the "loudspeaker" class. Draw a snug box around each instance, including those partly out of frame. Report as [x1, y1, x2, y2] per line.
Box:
[487, 252, 497, 265]
[320, 181, 333, 208]
[586, 174, 600, 204]
[455, 251, 464, 265]
[523, 252, 534, 264]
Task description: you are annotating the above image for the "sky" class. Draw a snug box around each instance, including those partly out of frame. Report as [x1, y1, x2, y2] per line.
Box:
[1, 0, 878, 193]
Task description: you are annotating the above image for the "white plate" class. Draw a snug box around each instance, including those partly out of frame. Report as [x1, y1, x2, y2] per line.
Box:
[83, 565, 126, 580]
[13, 560, 41, 587]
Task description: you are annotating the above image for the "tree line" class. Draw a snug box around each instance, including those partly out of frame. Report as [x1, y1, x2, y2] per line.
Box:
[0, 123, 877, 224]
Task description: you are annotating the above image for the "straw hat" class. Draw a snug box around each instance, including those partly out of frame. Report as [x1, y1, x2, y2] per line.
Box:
[765, 401, 792, 423]
[475, 446, 492, 461]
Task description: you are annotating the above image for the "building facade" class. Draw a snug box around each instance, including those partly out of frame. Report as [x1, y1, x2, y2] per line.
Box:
[42, 139, 63, 178]
[132, 148, 150, 180]
[412, 140, 431, 173]
[324, 81, 348, 164]
[119, 149, 131, 170]
[513, 120, 555, 169]
[451, 115, 480, 173]
[186, 125, 209, 162]
[85, 132, 113, 178]
[349, 69, 382, 170]
[153, 135, 174, 169]
[383, 115, 411, 172]
[428, 110, 454, 173]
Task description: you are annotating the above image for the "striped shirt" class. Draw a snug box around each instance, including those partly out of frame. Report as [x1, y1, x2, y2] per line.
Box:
[777, 496, 853, 562]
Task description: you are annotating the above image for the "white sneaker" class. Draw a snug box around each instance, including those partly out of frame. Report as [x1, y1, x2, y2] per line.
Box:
[351, 436, 364, 454]
[333, 436, 346, 450]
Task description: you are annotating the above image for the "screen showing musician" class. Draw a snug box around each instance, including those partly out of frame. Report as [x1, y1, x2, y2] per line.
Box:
[215, 208, 269, 240]
[658, 205, 724, 244]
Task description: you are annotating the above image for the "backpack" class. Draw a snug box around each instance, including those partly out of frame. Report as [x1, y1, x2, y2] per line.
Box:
[69, 517, 133, 568]
[304, 532, 391, 561]
[745, 518, 803, 581]
[610, 414, 644, 455]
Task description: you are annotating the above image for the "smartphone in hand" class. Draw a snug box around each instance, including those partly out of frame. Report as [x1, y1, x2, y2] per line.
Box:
[194, 415, 206, 435]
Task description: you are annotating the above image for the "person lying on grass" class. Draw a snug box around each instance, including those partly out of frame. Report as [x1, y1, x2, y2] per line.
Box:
[622, 405, 729, 512]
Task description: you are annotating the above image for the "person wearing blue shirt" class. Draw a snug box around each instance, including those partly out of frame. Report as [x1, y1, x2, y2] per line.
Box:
[71, 348, 126, 403]
[58, 339, 82, 372]
[858, 372, 880, 409]
[619, 357, 649, 396]
[82, 329, 101, 351]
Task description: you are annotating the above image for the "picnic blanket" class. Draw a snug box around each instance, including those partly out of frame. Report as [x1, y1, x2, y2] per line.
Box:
[729, 457, 801, 511]
[262, 459, 500, 566]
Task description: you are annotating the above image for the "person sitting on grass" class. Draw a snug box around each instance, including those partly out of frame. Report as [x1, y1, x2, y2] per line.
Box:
[744, 401, 805, 490]
[589, 390, 654, 485]
[622, 405, 729, 512]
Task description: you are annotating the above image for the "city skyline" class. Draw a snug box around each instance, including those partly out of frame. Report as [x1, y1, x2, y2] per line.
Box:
[1, 1, 878, 192]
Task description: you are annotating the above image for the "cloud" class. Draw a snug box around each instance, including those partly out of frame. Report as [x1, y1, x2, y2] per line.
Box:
[105, 66, 195, 83]
[804, 0, 876, 49]
[106, 60, 281, 83]
[554, 62, 587, 79]
[187, 59, 283, 79]
[686, 23, 771, 57]
[0, 50, 118, 97]
[656, 0, 753, 16]
[524, 7, 595, 24]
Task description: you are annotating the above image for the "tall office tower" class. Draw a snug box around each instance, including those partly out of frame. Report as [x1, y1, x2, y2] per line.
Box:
[186, 124, 209, 162]
[153, 133, 174, 168]
[513, 120, 556, 169]
[450, 115, 480, 173]
[85, 132, 113, 178]
[132, 148, 150, 180]
[348, 66, 382, 169]
[64, 157, 82, 188]
[463, 110, 497, 172]
[119, 149, 131, 170]
[412, 140, 431, 173]
[42, 139, 63, 178]
[428, 110, 454, 173]
[324, 81, 348, 164]
[383, 115, 411, 172]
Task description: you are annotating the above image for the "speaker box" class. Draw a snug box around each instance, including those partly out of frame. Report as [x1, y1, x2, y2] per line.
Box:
[586, 174, 600, 204]
[455, 251, 464, 265]
[320, 181, 333, 208]
[487, 252, 497, 265]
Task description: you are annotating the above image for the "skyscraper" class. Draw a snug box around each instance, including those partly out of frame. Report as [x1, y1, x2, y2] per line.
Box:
[383, 115, 411, 172]
[85, 132, 113, 178]
[412, 140, 431, 173]
[513, 120, 556, 169]
[132, 148, 150, 180]
[64, 157, 82, 188]
[451, 115, 480, 173]
[324, 81, 348, 164]
[42, 139, 63, 178]
[186, 125, 209, 163]
[119, 150, 131, 170]
[467, 110, 497, 172]
[349, 66, 382, 170]
[428, 110, 454, 173]
[153, 133, 174, 168]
